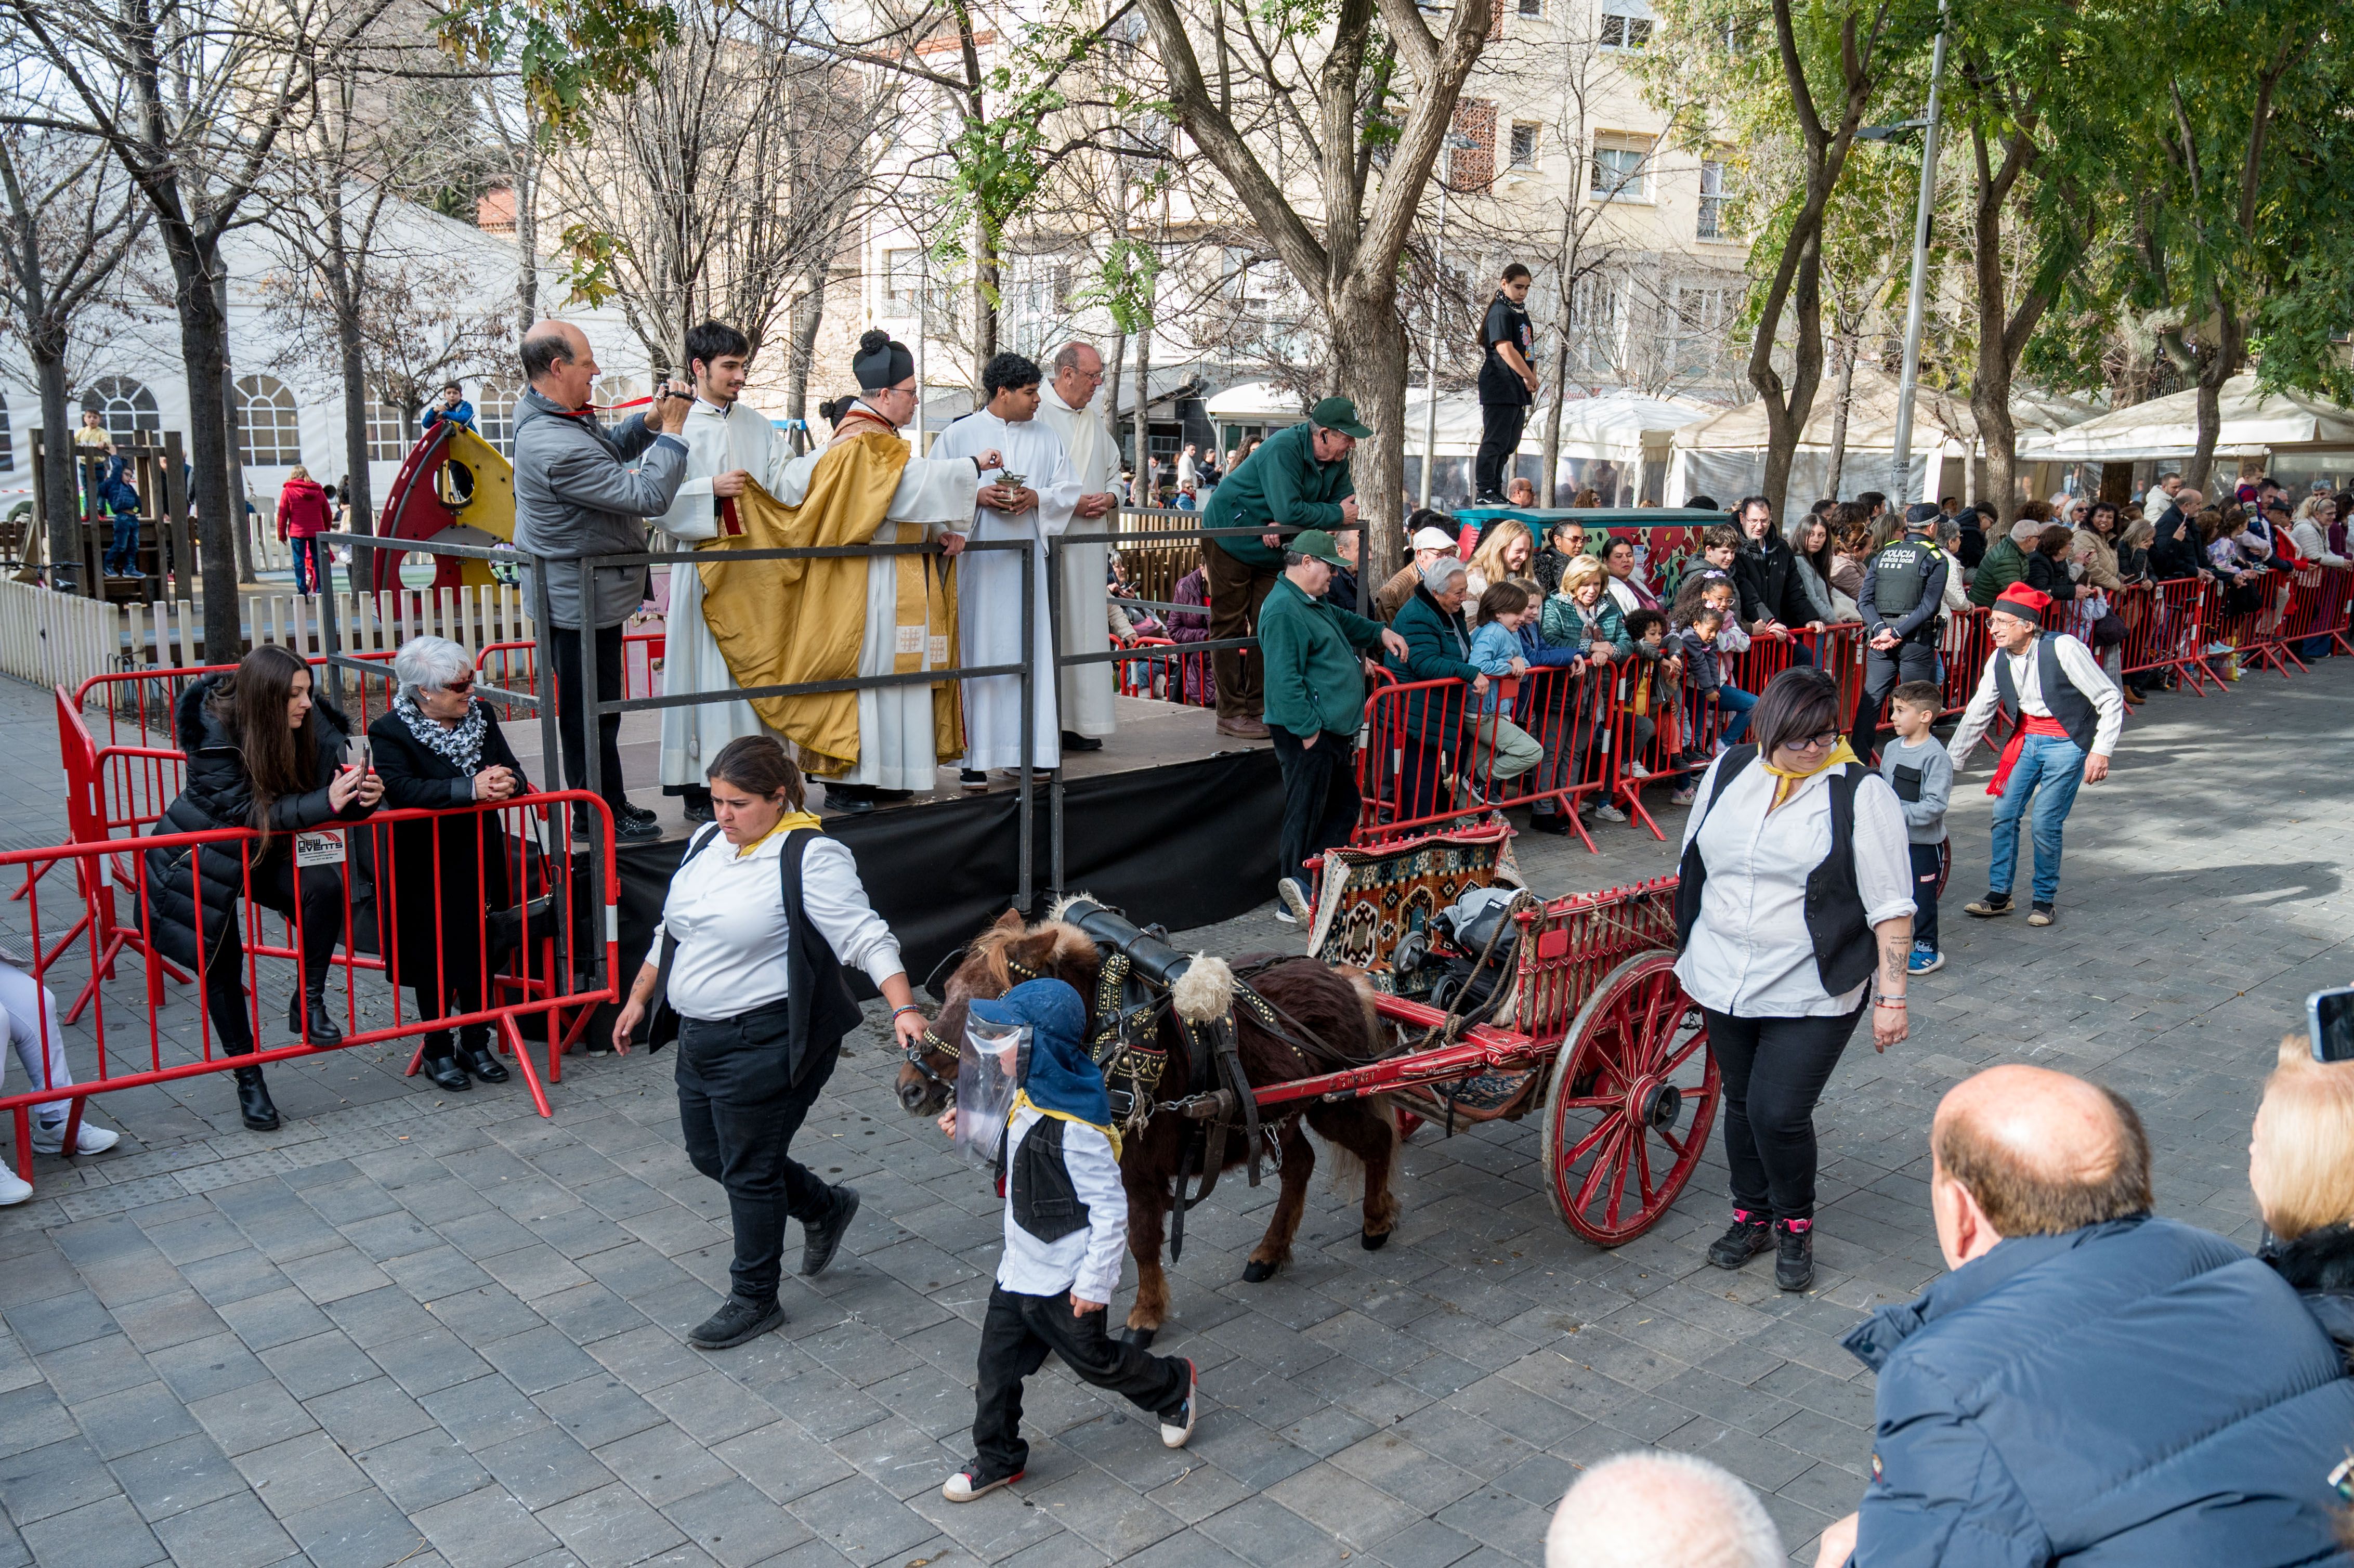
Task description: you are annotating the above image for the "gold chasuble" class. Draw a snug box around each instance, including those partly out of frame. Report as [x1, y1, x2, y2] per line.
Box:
[696, 428, 962, 774]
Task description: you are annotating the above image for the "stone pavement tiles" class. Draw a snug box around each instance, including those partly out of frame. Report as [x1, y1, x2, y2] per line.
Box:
[0, 660, 2347, 1567]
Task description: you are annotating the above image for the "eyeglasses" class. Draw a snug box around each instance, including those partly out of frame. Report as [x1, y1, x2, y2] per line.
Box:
[1787, 730, 1842, 752]
[440, 680, 474, 694]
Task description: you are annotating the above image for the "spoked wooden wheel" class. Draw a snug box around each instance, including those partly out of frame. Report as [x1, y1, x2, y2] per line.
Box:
[1539, 952, 1717, 1245]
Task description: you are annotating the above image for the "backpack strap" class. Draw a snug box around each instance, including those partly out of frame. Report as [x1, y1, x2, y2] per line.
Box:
[642, 824, 725, 1051]
[1693, 744, 1757, 832]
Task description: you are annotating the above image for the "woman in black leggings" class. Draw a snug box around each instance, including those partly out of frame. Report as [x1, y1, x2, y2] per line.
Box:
[1670, 668, 1916, 1290]
[145, 646, 382, 1130]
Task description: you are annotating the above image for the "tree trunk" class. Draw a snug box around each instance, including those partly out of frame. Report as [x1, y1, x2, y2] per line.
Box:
[783, 281, 823, 422]
[165, 227, 242, 659]
[215, 269, 254, 585]
[33, 342, 79, 587]
[2184, 373, 2224, 491]
[1131, 319, 1151, 501]
[1332, 280, 1409, 576]
[337, 303, 373, 595]
[514, 152, 539, 336]
[973, 215, 999, 368]
[1823, 337, 1856, 501]
[1539, 339, 1570, 506]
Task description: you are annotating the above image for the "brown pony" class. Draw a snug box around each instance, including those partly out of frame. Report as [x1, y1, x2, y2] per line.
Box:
[896, 907, 1401, 1345]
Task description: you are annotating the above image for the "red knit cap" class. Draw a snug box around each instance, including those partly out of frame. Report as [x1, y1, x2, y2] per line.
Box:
[1992, 582, 2051, 620]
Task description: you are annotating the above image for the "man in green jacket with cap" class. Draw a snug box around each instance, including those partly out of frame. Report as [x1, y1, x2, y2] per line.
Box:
[1258, 529, 1408, 924]
[1199, 396, 1370, 738]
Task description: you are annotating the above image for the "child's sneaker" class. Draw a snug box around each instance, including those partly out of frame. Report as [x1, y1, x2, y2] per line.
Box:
[941, 1463, 1024, 1502]
[1159, 1360, 1199, 1449]
[1593, 802, 1628, 824]
[0, 1166, 29, 1206]
[1668, 785, 1697, 806]
[1907, 947, 1945, 975]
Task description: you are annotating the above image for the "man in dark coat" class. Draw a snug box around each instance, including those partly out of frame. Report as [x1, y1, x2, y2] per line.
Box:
[2147, 484, 2214, 583]
[1813, 1064, 2354, 1568]
[1728, 495, 1823, 659]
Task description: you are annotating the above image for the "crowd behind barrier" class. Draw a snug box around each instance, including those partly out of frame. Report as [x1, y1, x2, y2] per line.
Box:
[1349, 567, 2352, 855]
[0, 790, 622, 1180]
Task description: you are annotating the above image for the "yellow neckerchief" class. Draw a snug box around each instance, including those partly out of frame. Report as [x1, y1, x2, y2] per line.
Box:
[729, 810, 825, 859]
[1759, 739, 1860, 811]
[1012, 1088, 1123, 1160]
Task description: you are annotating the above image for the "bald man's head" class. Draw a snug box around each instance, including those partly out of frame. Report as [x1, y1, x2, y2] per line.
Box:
[1545, 1452, 1781, 1568]
[1932, 1066, 2151, 1240]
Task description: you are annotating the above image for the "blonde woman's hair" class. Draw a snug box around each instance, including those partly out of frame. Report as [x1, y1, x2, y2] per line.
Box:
[287, 465, 310, 482]
[2255, 1035, 2354, 1240]
[1560, 554, 1607, 595]
[1467, 519, 1534, 594]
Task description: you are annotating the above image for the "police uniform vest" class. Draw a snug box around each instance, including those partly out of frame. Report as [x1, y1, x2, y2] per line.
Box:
[1870, 536, 1941, 626]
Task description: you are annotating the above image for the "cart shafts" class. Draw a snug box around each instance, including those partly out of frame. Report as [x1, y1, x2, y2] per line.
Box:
[1249, 998, 1549, 1110]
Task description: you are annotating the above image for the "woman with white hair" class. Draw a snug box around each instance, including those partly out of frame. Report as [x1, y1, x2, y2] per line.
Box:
[367, 636, 531, 1093]
[1545, 1450, 1782, 1568]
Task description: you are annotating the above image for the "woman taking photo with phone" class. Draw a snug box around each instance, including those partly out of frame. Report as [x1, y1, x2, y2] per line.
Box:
[2251, 1018, 2354, 1368]
[1672, 666, 1915, 1291]
[611, 735, 929, 1351]
[145, 645, 383, 1131]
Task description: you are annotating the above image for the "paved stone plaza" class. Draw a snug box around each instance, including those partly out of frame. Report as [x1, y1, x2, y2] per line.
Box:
[0, 661, 2345, 1568]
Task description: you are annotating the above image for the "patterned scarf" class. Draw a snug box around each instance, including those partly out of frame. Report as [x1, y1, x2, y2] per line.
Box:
[395, 696, 487, 777]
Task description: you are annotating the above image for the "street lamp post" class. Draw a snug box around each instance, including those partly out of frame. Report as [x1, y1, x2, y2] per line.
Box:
[1419, 134, 1479, 511]
[1887, 0, 1949, 504]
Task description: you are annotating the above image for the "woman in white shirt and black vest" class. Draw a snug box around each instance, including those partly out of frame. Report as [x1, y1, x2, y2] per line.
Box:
[612, 736, 930, 1350]
[1673, 667, 1917, 1292]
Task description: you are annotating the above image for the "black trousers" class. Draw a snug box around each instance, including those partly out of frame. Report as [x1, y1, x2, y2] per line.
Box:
[971, 1284, 1189, 1479]
[202, 850, 347, 1056]
[551, 621, 628, 807]
[675, 1005, 840, 1304]
[1850, 636, 1939, 760]
[1267, 726, 1359, 894]
[1908, 842, 1943, 952]
[1704, 1002, 1868, 1222]
[1475, 403, 1528, 499]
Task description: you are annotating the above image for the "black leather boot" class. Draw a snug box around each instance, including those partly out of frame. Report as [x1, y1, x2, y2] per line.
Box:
[453, 1032, 509, 1084]
[419, 1034, 470, 1092]
[289, 983, 343, 1046]
[233, 1066, 280, 1130]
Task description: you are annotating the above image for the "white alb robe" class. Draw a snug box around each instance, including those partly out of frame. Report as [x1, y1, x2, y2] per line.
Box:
[769, 417, 980, 790]
[651, 398, 793, 788]
[1036, 383, 1122, 739]
[936, 411, 1081, 771]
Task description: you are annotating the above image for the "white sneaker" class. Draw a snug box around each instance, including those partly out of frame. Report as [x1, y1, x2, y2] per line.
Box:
[31, 1118, 119, 1157]
[1593, 803, 1628, 823]
[1159, 1360, 1199, 1448]
[1625, 762, 1652, 779]
[0, 1167, 30, 1205]
[1276, 878, 1313, 924]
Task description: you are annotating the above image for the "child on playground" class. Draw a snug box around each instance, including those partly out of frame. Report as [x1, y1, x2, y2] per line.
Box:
[1877, 681, 1953, 975]
[936, 978, 1197, 1503]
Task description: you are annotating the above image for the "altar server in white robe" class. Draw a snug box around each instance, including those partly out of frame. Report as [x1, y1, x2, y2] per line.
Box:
[1036, 342, 1124, 752]
[936, 352, 1082, 783]
[649, 321, 793, 819]
[775, 331, 990, 805]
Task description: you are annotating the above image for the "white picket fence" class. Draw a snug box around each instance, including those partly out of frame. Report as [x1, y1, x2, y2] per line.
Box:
[122, 585, 534, 672]
[0, 578, 121, 693]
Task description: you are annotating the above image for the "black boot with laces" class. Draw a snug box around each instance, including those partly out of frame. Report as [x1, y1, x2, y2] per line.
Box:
[1706, 1211, 1772, 1270]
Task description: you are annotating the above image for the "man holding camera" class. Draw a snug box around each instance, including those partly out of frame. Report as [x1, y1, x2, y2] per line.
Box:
[512, 319, 691, 842]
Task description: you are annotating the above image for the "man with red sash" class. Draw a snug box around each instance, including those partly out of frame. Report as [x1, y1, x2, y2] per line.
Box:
[1947, 583, 2124, 927]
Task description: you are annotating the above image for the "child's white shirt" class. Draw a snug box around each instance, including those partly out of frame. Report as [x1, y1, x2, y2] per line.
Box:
[997, 1102, 1129, 1304]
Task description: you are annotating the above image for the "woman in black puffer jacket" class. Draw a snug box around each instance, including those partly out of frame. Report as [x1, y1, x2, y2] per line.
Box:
[145, 645, 381, 1130]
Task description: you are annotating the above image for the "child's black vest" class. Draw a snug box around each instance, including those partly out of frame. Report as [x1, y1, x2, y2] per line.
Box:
[1673, 747, 1876, 997]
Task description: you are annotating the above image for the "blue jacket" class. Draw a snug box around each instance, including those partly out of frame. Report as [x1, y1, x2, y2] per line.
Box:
[1383, 583, 1480, 747]
[422, 399, 477, 433]
[97, 454, 139, 513]
[1840, 1216, 2354, 1568]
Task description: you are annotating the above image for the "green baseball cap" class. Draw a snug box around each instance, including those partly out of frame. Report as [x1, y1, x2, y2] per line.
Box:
[1309, 396, 1372, 439]
[1289, 529, 1348, 568]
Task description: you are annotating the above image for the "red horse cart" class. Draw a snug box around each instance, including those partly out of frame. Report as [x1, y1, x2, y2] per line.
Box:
[1279, 862, 1716, 1246]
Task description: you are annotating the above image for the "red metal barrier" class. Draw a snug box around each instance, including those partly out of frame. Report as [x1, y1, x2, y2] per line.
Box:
[1355, 669, 1610, 848]
[0, 793, 621, 1187]
[2275, 566, 2354, 660]
[473, 632, 663, 722]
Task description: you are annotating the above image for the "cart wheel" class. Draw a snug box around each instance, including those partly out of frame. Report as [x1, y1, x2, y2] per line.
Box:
[1539, 951, 1717, 1246]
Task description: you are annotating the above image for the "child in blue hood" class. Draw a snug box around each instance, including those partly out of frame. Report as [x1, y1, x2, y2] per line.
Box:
[936, 977, 1198, 1501]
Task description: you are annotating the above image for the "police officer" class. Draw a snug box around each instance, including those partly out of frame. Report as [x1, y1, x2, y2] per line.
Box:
[1851, 502, 1951, 759]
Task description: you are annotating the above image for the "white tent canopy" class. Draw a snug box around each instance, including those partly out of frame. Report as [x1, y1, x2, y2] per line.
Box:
[2016, 374, 2354, 462]
[1666, 365, 2096, 505]
[1206, 383, 1712, 458]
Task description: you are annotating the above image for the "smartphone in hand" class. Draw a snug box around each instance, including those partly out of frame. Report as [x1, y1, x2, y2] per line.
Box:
[2309, 987, 2354, 1063]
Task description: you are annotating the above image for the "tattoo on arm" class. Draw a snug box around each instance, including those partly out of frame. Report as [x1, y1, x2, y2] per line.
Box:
[1875, 918, 1912, 992]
